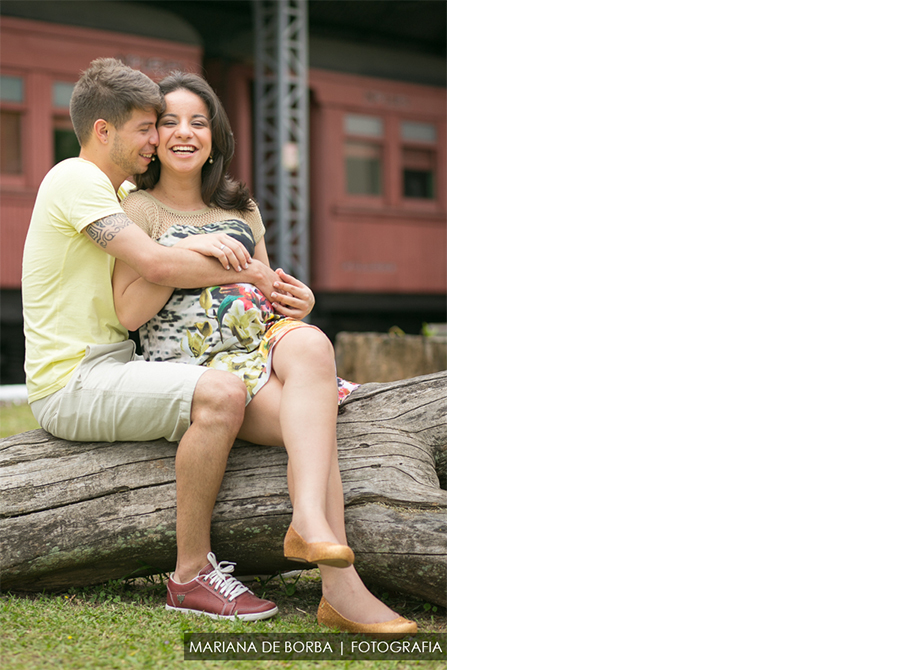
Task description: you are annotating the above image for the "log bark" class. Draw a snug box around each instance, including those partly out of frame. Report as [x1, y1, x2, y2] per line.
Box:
[0, 371, 447, 606]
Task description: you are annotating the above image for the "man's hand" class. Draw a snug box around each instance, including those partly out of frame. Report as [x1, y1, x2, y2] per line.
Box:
[242, 259, 281, 302]
[270, 268, 315, 320]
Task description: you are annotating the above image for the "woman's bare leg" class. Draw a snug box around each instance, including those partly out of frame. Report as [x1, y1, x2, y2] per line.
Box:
[317, 444, 398, 623]
[246, 327, 341, 542]
[238, 328, 400, 623]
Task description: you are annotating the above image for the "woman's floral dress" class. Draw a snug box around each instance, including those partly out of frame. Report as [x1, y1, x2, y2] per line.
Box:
[139, 219, 358, 404]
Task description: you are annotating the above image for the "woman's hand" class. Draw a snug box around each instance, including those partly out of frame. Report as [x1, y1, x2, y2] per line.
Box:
[271, 268, 315, 320]
[172, 233, 251, 272]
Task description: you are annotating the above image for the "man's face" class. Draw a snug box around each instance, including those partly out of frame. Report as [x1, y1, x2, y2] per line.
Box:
[108, 109, 158, 178]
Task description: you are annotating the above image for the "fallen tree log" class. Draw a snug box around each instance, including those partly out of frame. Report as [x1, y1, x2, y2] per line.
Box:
[0, 371, 447, 606]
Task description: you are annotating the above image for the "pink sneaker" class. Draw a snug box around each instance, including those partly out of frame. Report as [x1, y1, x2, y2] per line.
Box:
[166, 552, 278, 621]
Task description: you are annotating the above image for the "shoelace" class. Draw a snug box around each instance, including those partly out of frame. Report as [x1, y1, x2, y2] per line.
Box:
[200, 552, 251, 602]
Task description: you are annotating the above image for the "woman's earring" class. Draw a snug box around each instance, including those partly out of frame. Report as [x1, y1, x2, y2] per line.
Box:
[209, 156, 214, 164]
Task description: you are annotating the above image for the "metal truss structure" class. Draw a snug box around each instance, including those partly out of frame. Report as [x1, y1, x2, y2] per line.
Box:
[253, 0, 310, 283]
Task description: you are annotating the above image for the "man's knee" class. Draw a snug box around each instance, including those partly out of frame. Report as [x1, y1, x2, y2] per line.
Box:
[192, 370, 247, 428]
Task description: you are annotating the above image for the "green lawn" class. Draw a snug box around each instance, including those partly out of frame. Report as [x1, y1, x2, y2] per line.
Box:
[0, 401, 39, 438]
[2, 568, 446, 670]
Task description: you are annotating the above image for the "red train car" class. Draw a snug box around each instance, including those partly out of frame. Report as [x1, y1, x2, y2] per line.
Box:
[308, 69, 447, 294]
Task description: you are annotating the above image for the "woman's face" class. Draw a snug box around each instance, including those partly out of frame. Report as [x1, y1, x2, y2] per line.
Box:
[156, 88, 213, 177]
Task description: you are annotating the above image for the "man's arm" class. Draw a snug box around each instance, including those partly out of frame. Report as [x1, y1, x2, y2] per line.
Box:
[84, 213, 278, 297]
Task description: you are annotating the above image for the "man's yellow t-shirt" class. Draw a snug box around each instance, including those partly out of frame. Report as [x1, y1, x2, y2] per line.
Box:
[22, 158, 135, 403]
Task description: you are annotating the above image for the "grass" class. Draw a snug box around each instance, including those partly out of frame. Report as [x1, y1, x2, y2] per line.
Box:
[1, 570, 446, 669]
[0, 401, 39, 438]
[0, 404, 447, 668]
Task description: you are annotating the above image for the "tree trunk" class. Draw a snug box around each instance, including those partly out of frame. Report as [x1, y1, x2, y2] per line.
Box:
[0, 371, 447, 606]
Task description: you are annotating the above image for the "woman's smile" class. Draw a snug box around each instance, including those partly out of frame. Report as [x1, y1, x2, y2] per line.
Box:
[170, 145, 197, 154]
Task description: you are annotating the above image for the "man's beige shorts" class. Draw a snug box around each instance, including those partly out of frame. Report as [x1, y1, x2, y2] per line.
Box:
[31, 340, 207, 443]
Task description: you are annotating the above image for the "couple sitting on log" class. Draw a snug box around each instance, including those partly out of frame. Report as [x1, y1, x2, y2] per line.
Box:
[21, 58, 415, 637]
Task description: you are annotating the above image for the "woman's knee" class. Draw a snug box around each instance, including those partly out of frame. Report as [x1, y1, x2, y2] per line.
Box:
[276, 327, 335, 371]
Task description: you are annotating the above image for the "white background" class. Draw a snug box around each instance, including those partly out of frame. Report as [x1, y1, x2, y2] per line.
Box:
[448, 1, 899, 667]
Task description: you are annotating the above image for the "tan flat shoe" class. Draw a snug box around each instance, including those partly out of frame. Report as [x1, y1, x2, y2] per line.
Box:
[317, 596, 418, 639]
[283, 525, 354, 568]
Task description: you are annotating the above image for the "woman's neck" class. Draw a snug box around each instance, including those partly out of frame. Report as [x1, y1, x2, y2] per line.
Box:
[149, 171, 207, 211]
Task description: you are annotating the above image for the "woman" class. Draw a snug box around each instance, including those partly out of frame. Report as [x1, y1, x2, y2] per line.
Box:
[114, 72, 416, 636]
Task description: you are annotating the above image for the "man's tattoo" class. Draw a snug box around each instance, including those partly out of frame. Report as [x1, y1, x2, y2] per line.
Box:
[85, 213, 132, 249]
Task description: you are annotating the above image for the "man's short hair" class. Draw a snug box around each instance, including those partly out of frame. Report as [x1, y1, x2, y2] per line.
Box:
[70, 58, 164, 146]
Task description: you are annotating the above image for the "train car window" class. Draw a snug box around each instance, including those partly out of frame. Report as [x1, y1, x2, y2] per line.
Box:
[51, 81, 79, 166]
[402, 147, 435, 199]
[344, 113, 384, 195]
[344, 113, 383, 137]
[52, 81, 75, 108]
[0, 111, 22, 174]
[0, 75, 23, 102]
[401, 120, 436, 143]
[345, 141, 382, 195]
[53, 116, 80, 165]
[0, 75, 24, 175]
[401, 121, 436, 200]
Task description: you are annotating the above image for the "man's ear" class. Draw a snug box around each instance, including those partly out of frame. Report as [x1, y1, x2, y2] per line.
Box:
[92, 118, 111, 145]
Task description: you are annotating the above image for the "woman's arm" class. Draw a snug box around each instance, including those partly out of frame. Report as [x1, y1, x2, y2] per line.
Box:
[112, 257, 175, 331]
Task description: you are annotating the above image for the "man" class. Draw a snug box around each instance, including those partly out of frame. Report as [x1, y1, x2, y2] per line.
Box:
[22, 58, 278, 621]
